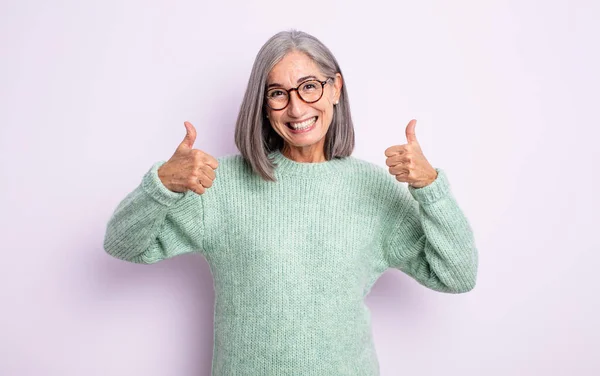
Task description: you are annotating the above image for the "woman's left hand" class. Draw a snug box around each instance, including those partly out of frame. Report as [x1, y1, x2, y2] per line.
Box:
[384, 119, 438, 188]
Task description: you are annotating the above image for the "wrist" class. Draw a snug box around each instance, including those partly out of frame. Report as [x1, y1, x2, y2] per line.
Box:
[410, 169, 438, 189]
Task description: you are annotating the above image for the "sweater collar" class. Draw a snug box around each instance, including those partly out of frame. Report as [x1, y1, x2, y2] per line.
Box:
[268, 149, 349, 178]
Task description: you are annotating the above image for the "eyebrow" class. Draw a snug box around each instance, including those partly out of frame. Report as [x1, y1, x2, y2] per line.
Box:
[267, 75, 319, 89]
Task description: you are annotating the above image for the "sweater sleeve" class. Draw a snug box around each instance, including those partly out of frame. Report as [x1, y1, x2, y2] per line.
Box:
[382, 168, 478, 293]
[103, 161, 206, 264]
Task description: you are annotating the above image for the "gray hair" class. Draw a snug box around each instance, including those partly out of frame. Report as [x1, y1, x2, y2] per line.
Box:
[234, 29, 355, 182]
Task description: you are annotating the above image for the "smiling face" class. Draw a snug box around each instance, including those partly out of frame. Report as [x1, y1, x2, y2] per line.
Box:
[266, 50, 342, 162]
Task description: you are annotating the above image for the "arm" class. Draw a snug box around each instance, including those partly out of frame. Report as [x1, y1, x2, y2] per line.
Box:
[103, 161, 206, 264]
[383, 168, 478, 293]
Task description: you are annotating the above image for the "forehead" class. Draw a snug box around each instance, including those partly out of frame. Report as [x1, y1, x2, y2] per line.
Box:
[267, 51, 321, 84]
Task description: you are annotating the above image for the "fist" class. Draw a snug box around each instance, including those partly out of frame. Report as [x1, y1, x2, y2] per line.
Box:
[157, 121, 219, 195]
[384, 119, 437, 188]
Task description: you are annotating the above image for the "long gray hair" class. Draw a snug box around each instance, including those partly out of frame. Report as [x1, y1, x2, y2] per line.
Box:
[234, 29, 355, 182]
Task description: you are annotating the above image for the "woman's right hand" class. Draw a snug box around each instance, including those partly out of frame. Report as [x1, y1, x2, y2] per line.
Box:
[157, 121, 219, 195]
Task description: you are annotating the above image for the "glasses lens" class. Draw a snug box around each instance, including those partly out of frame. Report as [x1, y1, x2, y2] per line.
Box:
[266, 89, 288, 110]
[265, 80, 326, 109]
[298, 80, 323, 103]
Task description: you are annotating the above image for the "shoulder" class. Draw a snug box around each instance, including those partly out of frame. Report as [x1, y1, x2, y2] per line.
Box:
[215, 153, 252, 175]
[344, 155, 385, 174]
[216, 152, 245, 166]
[339, 155, 411, 209]
[344, 155, 404, 193]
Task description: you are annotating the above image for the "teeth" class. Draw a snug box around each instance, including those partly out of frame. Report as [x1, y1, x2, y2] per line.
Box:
[289, 117, 316, 129]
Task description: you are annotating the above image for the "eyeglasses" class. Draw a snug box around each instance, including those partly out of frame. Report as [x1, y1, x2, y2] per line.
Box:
[265, 78, 332, 111]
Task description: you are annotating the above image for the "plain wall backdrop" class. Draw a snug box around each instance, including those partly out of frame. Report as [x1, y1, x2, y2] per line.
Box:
[1, 0, 598, 375]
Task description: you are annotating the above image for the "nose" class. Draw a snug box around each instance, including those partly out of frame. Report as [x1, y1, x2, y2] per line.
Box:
[286, 90, 305, 118]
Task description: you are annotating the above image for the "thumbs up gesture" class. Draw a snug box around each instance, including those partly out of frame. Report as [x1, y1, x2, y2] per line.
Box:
[384, 119, 438, 188]
[157, 121, 219, 194]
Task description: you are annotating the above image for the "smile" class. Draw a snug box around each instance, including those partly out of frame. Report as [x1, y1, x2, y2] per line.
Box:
[286, 116, 317, 131]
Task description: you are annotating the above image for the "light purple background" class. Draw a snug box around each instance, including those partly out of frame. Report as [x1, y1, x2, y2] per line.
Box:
[1, 0, 598, 375]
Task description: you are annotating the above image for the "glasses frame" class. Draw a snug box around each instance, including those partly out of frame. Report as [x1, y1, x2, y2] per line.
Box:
[265, 77, 333, 111]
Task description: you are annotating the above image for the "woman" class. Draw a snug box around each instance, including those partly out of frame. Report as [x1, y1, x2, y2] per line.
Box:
[104, 29, 478, 376]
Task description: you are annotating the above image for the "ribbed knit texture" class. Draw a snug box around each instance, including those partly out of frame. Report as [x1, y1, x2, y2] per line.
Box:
[103, 149, 478, 375]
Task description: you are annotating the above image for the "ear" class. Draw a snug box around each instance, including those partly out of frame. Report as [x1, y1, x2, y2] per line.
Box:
[333, 73, 343, 103]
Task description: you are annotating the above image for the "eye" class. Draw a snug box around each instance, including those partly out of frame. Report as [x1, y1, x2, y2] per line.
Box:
[268, 90, 285, 98]
[301, 82, 317, 91]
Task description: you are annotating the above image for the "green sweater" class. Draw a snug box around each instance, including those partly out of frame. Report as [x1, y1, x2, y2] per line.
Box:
[103, 149, 478, 375]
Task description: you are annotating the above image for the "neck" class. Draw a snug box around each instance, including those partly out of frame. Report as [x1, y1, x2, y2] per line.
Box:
[269, 148, 348, 178]
[281, 144, 326, 163]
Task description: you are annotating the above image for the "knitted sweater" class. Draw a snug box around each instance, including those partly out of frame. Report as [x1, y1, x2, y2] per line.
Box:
[103, 149, 478, 375]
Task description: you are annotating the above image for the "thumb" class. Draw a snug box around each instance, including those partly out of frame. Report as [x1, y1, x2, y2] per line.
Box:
[405, 119, 418, 144]
[178, 121, 197, 150]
